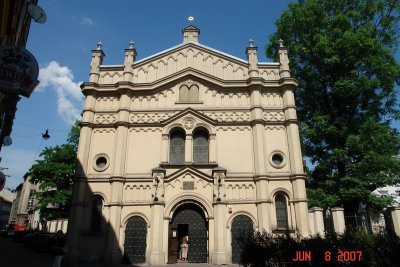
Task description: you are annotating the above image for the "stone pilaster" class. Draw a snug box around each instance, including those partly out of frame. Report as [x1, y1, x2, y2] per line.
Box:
[185, 134, 193, 164]
[211, 167, 229, 264]
[255, 179, 271, 233]
[278, 39, 290, 78]
[246, 39, 259, 78]
[389, 206, 400, 237]
[310, 207, 325, 236]
[209, 133, 217, 163]
[291, 177, 310, 236]
[161, 134, 169, 163]
[331, 207, 345, 234]
[149, 202, 165, 264]
[114, 93, 130, 176]
[104, 177, 124, 265]
[123, 41, 137, 81]
[89, 42, 105, 83]
[148, 168, 166, 264]
[64, 178, 88, 266]
[249, 89, 266, 175]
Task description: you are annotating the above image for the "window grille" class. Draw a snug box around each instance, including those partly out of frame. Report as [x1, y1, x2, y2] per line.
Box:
[169, 130, 185, 164]
[193, 130, 209, 164]
[275, 194, 288, 229]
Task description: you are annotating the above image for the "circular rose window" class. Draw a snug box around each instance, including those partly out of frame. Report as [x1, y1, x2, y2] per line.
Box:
[93, 154, 110, 172]
[269, 151, 286, 169]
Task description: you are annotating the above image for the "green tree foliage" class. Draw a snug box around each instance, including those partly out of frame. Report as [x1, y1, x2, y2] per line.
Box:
[267, 0, 400, 210]
[29, 121, 80, 220]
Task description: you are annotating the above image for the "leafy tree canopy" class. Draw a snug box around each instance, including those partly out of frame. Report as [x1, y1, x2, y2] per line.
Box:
[267, 0, 400, 211]
[29, 121, 80, 220]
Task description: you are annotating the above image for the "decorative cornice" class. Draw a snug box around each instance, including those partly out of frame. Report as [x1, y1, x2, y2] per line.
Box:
[110, 176, 125, 182]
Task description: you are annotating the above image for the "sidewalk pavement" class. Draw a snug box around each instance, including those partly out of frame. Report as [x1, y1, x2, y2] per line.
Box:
[0, 235, 240, 267]
[115, 264, 240, 267]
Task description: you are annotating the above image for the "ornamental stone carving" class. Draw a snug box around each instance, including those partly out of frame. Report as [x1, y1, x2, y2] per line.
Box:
[182, 117, 196, 129]
[95, 114, 117, 124]
[263, 111, 285, 122]
[204, 111, 251, 122]
[130, 113, 173, 123]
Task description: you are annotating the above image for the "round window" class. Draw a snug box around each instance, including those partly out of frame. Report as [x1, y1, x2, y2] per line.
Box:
[96, 157, 107, 168]
[272, 154, 283, 165]
[269, 151, 286, 169]
[93, 154, 110, 172]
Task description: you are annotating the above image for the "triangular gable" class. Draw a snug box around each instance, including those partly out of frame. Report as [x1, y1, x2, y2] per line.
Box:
[182, 25, 200, 31]
[134, 42, 247, 67]
[160, 107, 217, 126]
[164, 166, 213, 183]
[131, 42, 251, 84]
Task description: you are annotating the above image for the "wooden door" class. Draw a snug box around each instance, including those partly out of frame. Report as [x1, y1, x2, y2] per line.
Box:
[168, 224, 179, 263]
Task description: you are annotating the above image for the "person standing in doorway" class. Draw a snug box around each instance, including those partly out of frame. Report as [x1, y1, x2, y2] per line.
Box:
[181, 235, 189, 261]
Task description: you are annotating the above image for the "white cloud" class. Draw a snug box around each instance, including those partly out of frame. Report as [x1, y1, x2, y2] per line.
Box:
[81, 17, 95, 26]
[36, 61, 83, 124]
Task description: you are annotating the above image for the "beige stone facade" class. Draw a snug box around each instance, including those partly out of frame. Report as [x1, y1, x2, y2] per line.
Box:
[8, 174, 37, 226]
[65, 26, 310, 266]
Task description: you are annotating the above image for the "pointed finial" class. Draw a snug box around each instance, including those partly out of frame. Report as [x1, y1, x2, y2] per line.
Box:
[96, 41, 103, 50]
[128, 41, 135, 49]
[248, 38, 254, 47]
[188, 16, 194, 22]
[279, 39, 284, 47]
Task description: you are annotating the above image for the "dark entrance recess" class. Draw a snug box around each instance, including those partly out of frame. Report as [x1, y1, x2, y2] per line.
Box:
[123, 216, 147, 264]
[231, 215, 254, 264]
[168, 203, 208, 263]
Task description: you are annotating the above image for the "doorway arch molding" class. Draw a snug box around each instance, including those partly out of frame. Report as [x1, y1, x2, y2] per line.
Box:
[226, 211, 258, 230]
[164, 192, 213, 220]
[121, 212, 150, 228]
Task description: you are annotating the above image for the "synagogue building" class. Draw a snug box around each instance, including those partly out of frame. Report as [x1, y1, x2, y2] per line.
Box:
[65, 25, 310, 266]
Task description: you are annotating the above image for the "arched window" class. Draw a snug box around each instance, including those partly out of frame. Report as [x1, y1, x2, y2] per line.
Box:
[91, 196, 103, 232]
[275, 193, 288, 229]
[193, 129, 209, 164]
[169, 129, 185, 164]
[179, 85, 199, 102]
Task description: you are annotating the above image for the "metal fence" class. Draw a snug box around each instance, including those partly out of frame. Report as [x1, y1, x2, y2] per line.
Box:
[323, 215, 334, 233]
[344, 211, 372, 233]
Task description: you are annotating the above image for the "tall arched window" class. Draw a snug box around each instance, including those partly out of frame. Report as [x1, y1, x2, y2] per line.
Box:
[193, 129, 209, 164]
[275, 193, 288, 229]
[179, 84, 199, 102]
[169, 129, 185, 164]
[91, 196, 103, 232]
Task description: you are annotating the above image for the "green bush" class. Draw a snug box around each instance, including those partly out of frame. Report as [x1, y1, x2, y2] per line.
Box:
[239, 229, 400, 267]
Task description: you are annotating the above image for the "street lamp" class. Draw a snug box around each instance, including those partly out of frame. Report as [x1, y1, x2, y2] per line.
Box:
[42, 129, 50, 140]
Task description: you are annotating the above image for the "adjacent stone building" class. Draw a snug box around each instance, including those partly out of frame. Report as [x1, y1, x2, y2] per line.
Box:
[8, 174, 37, 227]
[0, 187, 15, 227]
[65, 25, 310, 266]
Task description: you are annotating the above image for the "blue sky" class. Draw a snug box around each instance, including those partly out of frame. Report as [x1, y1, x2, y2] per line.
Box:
[1, 0, 399, 189]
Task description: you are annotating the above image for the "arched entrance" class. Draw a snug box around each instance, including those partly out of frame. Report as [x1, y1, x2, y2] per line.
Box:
[231, 215, 254, 264]
[123, 216, 147, 264]
[168, 203, 208, 263]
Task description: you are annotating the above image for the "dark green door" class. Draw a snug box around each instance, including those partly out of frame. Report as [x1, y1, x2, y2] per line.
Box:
[231, 215, 253, 264]
[123, 216, 147, 264]
[171, 203, 208, 263]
